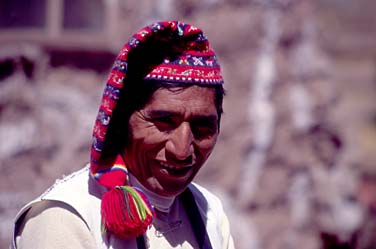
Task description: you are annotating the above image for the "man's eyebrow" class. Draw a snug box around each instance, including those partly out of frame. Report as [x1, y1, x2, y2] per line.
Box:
[146, 110, 178, 117]
[191, 115, 218, 124]
[146, 110, 218, 122]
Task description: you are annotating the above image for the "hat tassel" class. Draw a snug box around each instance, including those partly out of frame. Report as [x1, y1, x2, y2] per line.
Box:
[101, 186, 155, 239]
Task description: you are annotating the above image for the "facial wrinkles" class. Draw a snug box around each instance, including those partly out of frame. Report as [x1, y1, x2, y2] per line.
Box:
[123, 85, 220, 196]
[126, 111, 160, 180]
[152, 89, 217, 160]
[148, 116, 216, 166]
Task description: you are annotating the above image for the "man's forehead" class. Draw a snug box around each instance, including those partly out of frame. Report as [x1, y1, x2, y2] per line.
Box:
[146, 86, 216, 110]
[150, 85, 216, 101]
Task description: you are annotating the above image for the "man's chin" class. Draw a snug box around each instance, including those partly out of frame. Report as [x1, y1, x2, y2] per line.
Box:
[148, 179, 188, 197]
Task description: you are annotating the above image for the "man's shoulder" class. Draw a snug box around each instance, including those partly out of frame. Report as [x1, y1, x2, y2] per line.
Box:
[41, 165, 91, 198]
[188, 182, 224, 218]
[187, 182, 233, 249]
[189, 182, 221, 201]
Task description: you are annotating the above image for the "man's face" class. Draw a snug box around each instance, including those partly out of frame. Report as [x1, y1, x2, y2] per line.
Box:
[122, 85, 219, 197]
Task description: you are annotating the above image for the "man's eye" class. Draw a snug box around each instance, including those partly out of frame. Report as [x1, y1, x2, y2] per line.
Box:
[192, 124, 217, 140]
[190, 118, 218, 140]
[153, 116, 176, 130]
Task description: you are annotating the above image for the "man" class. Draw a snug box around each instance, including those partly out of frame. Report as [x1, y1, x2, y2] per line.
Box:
[12, 20, 234, 249]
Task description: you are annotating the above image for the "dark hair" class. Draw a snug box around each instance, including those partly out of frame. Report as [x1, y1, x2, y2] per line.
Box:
[100, 80, 225, 160]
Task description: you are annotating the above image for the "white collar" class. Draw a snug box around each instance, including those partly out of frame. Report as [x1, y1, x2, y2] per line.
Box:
[128, 173, 176, 213]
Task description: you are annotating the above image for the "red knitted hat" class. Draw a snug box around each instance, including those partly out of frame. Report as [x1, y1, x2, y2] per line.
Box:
[90, 20, 223, 239]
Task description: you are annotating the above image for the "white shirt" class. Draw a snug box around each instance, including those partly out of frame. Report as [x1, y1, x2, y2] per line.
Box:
[13, 166, 235, 249]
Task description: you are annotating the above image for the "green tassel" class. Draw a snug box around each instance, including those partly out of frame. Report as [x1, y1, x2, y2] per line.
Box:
[117, 186, 150, 221]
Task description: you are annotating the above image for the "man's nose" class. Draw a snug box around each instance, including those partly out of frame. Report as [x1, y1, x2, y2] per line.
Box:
[166, 122, 193, 161]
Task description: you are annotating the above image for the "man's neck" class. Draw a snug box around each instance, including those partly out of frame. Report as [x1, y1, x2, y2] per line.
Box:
[128, 173, 176, 213]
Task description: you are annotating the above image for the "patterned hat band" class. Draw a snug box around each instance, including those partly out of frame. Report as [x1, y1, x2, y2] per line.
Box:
[144, 54, 223, 84]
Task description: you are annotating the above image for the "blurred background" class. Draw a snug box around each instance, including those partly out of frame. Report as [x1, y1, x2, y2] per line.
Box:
[0, 0, 375, 248]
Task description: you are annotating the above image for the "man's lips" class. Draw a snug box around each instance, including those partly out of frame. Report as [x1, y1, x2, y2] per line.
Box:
[158, 161, 194, 177]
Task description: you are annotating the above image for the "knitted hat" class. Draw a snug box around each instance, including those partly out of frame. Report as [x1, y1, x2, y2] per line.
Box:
[90, 20, 223, 239]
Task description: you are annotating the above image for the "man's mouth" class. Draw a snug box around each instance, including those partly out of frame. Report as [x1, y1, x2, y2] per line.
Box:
[159, 161, 193, 177]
